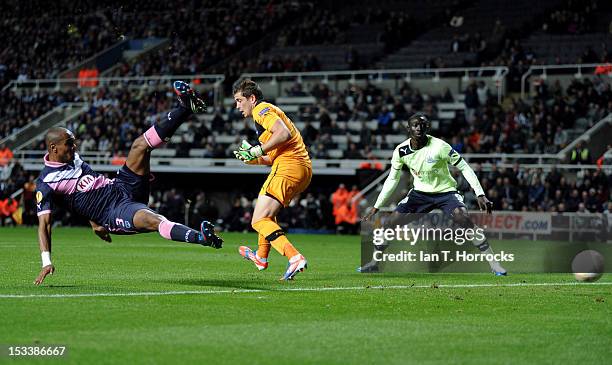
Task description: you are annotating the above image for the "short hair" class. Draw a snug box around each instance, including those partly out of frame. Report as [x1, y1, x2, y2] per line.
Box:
[45, 127, 72, 149]
[400, 112, 430, 132]
[232, 79, 263, 101]
[406, 112, 429, 125]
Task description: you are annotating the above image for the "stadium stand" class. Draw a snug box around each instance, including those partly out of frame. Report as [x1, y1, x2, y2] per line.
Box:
[220, 0, 464, 75]
[4, 73, 610, 159]
[2, 0, 609, 88]
[0, 90, 78, 140]
[109, 1, 310, 77]
[378, 0, 562, 69]
[1, 0, 611, 230]
[0, 0, 309, 87]
[10, 156, 598, 231]
[521, 33, 611, 65]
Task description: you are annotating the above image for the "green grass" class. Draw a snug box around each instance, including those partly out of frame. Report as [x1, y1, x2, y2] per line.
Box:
[0, 227, 610, 364]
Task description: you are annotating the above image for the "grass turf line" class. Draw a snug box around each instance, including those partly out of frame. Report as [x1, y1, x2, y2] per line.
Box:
[0, 227, 610, 364]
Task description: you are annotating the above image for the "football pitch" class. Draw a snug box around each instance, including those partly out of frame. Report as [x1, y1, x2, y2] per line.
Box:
[1, 227, 610, 364]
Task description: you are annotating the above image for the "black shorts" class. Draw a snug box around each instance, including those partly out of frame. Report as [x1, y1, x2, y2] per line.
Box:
[115, 165, 150, 204]
[102, 165, 152, 233]
[395, 190, 466, 216]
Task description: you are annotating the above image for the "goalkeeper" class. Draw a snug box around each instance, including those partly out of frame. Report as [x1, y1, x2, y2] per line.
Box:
[232, 79, 312, 280]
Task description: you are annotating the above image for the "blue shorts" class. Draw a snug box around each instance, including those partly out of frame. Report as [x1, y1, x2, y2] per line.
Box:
[103, 165, 153, 234]
[395, 190, 466, 216]
[115, 165, 150, 204]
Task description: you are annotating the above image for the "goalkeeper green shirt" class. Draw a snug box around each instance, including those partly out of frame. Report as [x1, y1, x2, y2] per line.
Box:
[391, 135, 462, 193]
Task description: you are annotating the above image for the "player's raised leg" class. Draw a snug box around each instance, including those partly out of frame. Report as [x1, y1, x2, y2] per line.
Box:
[128, 81, 206, 176]
[251, 195, 307, 280]
[133, 208, 222, 248]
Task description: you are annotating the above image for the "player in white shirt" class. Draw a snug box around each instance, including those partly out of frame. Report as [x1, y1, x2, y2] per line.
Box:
[359, 113, 507, 275]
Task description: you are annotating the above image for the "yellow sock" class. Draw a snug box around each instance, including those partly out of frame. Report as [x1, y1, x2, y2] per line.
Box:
[252, 218, 299, 258]
[257, 234, 271, 259]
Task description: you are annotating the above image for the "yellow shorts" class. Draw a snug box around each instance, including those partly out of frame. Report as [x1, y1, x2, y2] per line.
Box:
[259, 163, 312, 207]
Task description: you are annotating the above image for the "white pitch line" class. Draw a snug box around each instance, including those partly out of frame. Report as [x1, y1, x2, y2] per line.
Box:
[1, 281, 611, 299]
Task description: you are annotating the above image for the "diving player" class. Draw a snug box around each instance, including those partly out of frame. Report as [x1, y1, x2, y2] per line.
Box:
[359, 113, 507, 275]
[33, 81, 223, 285]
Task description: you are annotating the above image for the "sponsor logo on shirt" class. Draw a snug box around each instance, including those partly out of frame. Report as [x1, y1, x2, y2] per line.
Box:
[76, 175, 95, 192]
[412, 168, 441, 177]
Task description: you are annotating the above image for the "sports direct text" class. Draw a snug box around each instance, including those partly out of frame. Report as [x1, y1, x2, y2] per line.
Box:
[372, 225, 486, 246]
[471, 212, 552, 234]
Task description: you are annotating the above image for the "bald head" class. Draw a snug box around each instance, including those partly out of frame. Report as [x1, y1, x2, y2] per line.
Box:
[45, 127, 77, 163]
[45, 127, 73, 151]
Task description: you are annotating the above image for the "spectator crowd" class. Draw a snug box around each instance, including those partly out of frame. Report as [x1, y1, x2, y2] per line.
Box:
[1, 0, 611, 230]
[467, 163, 610, 213]
[0, 0, 309, 88]
[2, 73, 610, 162]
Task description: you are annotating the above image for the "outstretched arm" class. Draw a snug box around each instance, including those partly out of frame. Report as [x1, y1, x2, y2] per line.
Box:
[364, 167, 402, 221]
[34, 213, 55, 285]
[363, 148, 403, 221]
[454, 159, 492, 213]
[90, 220, 112, 242]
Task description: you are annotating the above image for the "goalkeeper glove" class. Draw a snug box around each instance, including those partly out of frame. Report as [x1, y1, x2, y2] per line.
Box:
[233, 140, 264, 163]
[239, 140, 253, 150]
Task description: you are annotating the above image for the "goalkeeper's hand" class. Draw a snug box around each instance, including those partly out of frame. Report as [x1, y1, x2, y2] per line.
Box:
[233, 140, 264, 163]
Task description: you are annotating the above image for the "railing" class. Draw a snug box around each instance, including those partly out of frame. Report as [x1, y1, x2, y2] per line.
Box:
[468, 162, 604, 171]
[2, 74, 224, 90]
[100, 38, 170, 77]
[15, 148, 609, 177]
[242, 66, 508, 81]
[14, 150, 113, 166]
[14, 150, 368, 175]
[58, 40, 130, 79]
[558, 113, 612, 159]
[242, 66, 509, 103]
[12, 150, 565, 164]
[350, 154, 609, 203]
[520, 63, 608, 99]
[461, 153, 560, 165]
[1, 75, 225, 105]
[0, 103, 88, 150]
